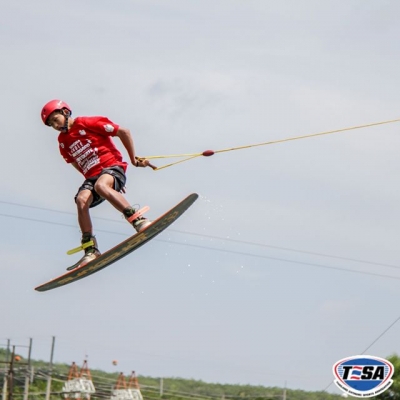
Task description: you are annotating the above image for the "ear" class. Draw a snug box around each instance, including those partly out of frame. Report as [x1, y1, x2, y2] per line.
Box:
[62, 108, 71, 117]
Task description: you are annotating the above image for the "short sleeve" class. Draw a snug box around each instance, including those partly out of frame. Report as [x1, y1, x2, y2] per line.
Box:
[80, 116, 120, 137]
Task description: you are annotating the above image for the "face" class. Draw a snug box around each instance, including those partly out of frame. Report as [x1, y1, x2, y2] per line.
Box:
[47, 111, 66, 131]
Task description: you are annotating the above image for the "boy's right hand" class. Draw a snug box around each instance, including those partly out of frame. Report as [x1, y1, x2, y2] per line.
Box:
[134, 158, 157, 170]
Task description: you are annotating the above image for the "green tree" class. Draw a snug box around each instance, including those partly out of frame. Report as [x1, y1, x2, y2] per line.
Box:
[376, 354, 400, 399]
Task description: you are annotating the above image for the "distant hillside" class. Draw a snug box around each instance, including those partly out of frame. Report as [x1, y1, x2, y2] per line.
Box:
[0, 348, 341, 400]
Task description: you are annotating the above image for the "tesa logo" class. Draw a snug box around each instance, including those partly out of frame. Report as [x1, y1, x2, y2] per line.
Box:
[333, 355, 394, 398]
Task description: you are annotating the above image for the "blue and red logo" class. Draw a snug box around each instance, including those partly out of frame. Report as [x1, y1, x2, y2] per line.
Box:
[333, 355, 394, 397]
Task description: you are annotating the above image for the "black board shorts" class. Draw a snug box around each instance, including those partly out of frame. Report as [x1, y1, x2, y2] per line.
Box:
[75, 166, 127, 208]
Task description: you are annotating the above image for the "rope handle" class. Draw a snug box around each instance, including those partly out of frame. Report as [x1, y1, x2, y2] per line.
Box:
[135, 157, 157, 170]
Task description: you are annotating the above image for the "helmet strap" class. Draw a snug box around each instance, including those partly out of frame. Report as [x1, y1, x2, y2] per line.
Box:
[61, 109, 71, 132]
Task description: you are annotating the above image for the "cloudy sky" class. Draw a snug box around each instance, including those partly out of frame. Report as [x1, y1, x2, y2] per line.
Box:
[2, 0, 400, 395]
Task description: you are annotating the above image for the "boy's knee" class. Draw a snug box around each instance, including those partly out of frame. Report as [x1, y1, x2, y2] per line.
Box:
[76, 192, 91, 210]
[94, 179, 114, 196]
[94, 181, 106, 196]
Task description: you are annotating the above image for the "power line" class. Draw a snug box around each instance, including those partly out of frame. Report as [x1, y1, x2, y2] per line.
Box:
[176, 230, 400, 271]
[0, 212, 399, 281]
[0, 201, 399, 271]
[171, 242, 400, 281]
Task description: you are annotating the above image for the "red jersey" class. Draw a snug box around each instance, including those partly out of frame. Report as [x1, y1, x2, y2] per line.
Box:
[58, 116, 128, 178]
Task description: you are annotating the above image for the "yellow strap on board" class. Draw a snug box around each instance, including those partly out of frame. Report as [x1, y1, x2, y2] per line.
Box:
[66, 240, 94, 255]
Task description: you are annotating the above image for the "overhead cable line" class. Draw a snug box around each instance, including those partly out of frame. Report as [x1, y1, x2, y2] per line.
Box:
[1, 200, 398, 270]
[0, 212, 399, 280]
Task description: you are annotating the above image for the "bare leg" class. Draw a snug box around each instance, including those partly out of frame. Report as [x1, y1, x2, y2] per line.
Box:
[75, 189, 94, 234]
[94, 174, 131, 212]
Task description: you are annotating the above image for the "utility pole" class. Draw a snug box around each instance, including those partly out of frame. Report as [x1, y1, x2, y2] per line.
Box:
[282, 381, 287, 400]
[23, 339, 33, 400]
[7, 347, 16, 400]
[2, 339, 10, 400]
[159, 378, 163, 397]
[45, 337, 56, 400]
[1, 340, 31, 400]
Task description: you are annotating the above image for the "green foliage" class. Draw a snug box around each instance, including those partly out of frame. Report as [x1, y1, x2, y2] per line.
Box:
[0, 347, 343, 400]
[375, 353, 400, 399]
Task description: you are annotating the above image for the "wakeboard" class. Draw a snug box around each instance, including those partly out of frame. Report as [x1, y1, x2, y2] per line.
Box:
[35, 193, 198, 292]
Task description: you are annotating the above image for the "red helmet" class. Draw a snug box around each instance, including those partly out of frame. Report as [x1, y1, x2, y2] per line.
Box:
[41, 99, 71, 125]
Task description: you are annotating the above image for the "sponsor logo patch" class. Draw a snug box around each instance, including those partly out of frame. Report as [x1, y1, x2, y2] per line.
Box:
[104, 124, 114, 133]
[333, 355, 394, 397]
